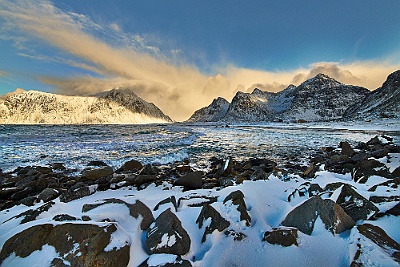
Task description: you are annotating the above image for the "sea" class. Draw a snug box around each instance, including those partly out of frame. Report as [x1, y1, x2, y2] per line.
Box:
[1, 123, 399, 173]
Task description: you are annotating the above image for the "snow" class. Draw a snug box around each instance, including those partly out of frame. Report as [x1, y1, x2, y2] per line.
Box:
[1, 245, 70, 267]
[147, 254, 180, 265]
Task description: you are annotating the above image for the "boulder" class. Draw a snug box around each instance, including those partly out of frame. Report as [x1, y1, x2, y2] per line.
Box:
[0, 223, 130, 267]
[340, 141, 355, 157]
[38, 188, 60, 202]
[223, 190, 251, 226]
[334, 184, 379, 221]
[174, 171, 202, 189]
[138, 254, 192, 267]
[118, 159, 143, 173]
[282, 196, 355, 235]
[353, 159, 391, 183]
[140, 164, 158, 175]
[87, 160, 108, 167]
[357, 224, 400, 263]
[135, 175, 158, 186]
[262, 227, 298, 247]
[146, 209, 191, 255]
[196, 204, 230, 242]
[81, 166, 114, 181]
[60, 183, 93, 203]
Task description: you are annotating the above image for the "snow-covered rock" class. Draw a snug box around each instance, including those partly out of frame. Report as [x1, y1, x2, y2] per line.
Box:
[0, 88, 172, 124]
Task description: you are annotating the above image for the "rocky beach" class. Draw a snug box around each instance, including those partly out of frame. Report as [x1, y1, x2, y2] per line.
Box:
[1, 132, 399, 266]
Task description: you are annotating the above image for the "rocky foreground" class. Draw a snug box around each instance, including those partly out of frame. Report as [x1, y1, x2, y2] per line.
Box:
[0, 136, 400, 266]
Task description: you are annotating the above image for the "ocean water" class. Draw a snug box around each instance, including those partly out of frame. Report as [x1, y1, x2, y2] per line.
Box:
[0, 124, 398, 173]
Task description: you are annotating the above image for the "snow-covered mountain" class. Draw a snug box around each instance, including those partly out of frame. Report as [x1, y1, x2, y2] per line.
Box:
[344, 70, 400, 119]
[187, 97, 230, 122]
[187, 73, 373, 122]
[0, 89, 172, 124]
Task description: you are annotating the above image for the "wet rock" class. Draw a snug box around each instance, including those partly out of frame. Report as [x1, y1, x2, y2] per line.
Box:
[38, 188, 60, 202]
[138, 254, 192, 267]
[335, 184, 379, 221]
[49, 163, 66, 171]
[223, 190, 251, 226]
[174, 171, 202, 189]
[262, 227, 298, 247]
[19, 196, 37, 206]
[118, 159, 143, 173]
[146, 209, 191, 255]
[140, 164, 158, 175]
[60, 183, 94, 203]
[196, 204, 230, 242]
[357, 224, 400, 263]
[219, 157, 234, 176]
[340, 141, 355, 157]
[135, 175, 158, 186]
[353, 159, 391, 183]
[11, 187, 33, 201]
[176, 165, 191, 173]
[0, 223, 130, 267]
[282, 196, 355, 235]
[81, 166, 114, 181]
[0, 187, 20, 199]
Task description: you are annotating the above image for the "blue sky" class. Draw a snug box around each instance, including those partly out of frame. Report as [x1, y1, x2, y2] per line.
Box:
[0, 0, 400, 120]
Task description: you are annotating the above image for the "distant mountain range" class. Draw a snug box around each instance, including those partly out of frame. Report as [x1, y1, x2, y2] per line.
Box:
[0, 88, 172, 124]
[187, 70, 400, 123]
[1, 70, 399, 124]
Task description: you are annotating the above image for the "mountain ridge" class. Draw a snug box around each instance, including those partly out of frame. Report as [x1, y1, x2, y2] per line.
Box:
[0, 88, 172, 124]
[188, 71, 400, 123]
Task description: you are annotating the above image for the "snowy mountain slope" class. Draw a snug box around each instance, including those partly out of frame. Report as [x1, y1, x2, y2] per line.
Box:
[188, 74, 370, 122]
[344, 70, 400, 119]
[0, 89, 172, 124]
[224, 89, 277, 122]
[279, 73, 369, 121]
[186, 97, 230, 122]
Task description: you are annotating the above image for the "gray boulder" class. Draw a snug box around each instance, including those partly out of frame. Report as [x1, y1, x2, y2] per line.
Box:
[282, 196, 355, 235]
[146, 209, 191, 255]
[174, 171, 203, 189]
[81, 166, 114, 181]
[335, 184, 379, 221]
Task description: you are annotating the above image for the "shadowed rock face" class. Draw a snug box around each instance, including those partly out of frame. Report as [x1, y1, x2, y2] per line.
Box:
[0, 223, 130, 267]
[282, 196, 355, 235]
[146, 208, 191, 255]
[196, 204, 230, 242]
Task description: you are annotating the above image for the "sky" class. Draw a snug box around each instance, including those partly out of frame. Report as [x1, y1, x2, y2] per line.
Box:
[0, 0, 400, 121]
